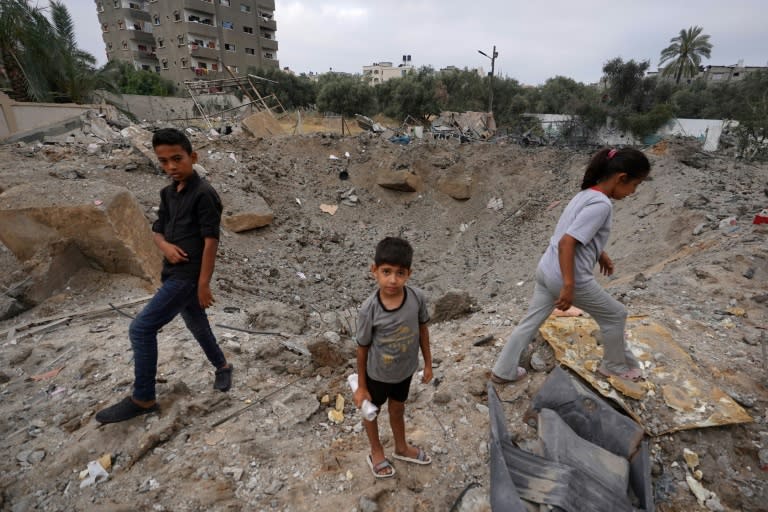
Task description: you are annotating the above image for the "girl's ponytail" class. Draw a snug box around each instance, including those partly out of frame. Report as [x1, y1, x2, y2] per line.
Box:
[581, 147, 650, 190]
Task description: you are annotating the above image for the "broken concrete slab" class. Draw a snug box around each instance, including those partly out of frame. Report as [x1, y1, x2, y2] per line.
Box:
[120, 125, 160, 171]
[0, 181, 161, 289]
[538, 408, 630, 498]
[538, 316, 752, 435]
[376, 169, 423, 192]
[431, 289, 475, 323]
[241, 111, 285, 138]
[270, 390, 320, 429]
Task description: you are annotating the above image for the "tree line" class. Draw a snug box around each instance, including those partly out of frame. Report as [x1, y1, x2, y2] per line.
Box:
[1, 5, 765, 158]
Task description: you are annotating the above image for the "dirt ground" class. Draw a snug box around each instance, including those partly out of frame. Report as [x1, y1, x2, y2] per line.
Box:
[0, 125, 767, 512]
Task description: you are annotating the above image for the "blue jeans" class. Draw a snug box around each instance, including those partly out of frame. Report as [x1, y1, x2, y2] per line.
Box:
[130, 278, 226, 401]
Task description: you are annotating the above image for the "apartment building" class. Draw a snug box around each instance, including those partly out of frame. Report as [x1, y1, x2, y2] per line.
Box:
[96, 0, 279, 90]
[363, 56, 414, 84]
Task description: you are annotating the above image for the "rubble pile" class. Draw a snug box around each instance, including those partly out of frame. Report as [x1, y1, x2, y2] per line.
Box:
[0, 117, 766, 511]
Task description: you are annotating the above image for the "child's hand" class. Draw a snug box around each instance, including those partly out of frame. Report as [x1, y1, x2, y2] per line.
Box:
[353, 387, 371, 408]
[161, 243, 189, 264]
[421, 366, 433, 384]
[198, 282, 214, 308]
[598, 252, 614, 276]
[555, 285, 574, 311]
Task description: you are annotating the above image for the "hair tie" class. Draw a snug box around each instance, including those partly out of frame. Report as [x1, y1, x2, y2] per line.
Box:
[607, 149, 618, 160]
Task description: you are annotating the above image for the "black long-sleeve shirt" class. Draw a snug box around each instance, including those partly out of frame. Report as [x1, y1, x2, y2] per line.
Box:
[152, 172, 223, 280]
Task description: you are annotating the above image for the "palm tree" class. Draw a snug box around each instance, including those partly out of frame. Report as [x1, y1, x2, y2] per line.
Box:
[659, 26, 713, 84]
[0, 0, 55, 101]
[49, 1, 102, 103]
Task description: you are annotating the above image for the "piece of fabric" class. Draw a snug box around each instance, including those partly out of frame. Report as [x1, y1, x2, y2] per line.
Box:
[130, 277, 226, 401]
[355, 285, 430, 383]
[538, 189, 612, 285]
[493, 268, 629, 381]
[152, 171, 223, 280]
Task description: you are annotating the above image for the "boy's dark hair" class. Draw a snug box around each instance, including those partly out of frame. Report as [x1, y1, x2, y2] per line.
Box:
[581, 147, 650, 190]
[152, 128, 193, 155]
[375, 237, 413, 268]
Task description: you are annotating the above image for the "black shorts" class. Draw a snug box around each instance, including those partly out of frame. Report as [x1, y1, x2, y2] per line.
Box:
[366, 374, 413, 407]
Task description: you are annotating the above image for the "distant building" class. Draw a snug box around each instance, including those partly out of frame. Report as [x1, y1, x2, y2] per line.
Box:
[95, 0, 279, 91]
[363, 55, 414, 84]
[649, 61, 767, 84]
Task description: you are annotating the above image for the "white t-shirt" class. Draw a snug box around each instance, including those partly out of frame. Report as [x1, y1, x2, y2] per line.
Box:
[538, 188, 613, 285]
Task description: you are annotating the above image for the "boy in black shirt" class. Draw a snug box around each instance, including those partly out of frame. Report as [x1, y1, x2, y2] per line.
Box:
[96, 128, 232, 424]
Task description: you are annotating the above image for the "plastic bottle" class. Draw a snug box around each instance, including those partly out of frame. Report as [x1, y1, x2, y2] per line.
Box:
[347, 373, 378, 421]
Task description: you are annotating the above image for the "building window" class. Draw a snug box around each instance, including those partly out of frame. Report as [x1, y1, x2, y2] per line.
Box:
[240, 3, 251, 13]
[155, 65, 160, 72]
[181, 57, 188, 68]
[261, 31, 273, 39]
[121, 40, 128, 49]
[138, 44, 148, 52]
[173, 10, 180, 21]
[113, 0, 119, 7]
[222, 20, 234, 29]
[107, 41, 113, 50]
[118, 20, 125, 30]
[177, 34, 185, 46]
[212, 63, 219, 71]
[162, 58, 168, 69]
[224, 43, 236, 52]
[220, 0, 230, 5]
[102, 23, 109, 32]
[243, 26, 253, 34]
[157, 37, 164, 48]
[129, 2, 141, 9]
[141, 64, 150, 71]
[97, 2, 104, 12]
[245, 47, 255, 55]
[264, 52, 273, 60]
[153, 15, 160, 25]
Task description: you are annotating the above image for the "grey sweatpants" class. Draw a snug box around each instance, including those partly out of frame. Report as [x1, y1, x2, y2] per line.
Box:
[492, 268, 633, 380]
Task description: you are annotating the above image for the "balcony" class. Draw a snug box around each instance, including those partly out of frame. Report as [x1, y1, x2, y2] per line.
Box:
[258, 18, 276, 31]
[189, 44, 219, 60]
[184, 0, 215, 13]
[133, 50, 159, 62]
[184, 20, 217, 37]
[128, 30, 156, 43]
[261, 38, 278, 51]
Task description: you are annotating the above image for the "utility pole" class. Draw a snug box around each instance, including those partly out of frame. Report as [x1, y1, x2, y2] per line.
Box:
[478, 45, 498, 116]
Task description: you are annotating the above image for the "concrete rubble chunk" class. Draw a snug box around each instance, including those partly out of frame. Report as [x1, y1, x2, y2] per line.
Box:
[120, 125, 160, 170]
[376, 169, 423, 192]
[241, 111, 285, 137]
[0, 181, 161, 294]
[438, 174, 472, 200]
[221, 190, 274, 232]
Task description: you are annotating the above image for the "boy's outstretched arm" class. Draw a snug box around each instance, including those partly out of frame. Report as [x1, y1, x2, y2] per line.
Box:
[419, 323, 433, 384]
[354, 345, 372, 408]
[198, 236, 218, 308]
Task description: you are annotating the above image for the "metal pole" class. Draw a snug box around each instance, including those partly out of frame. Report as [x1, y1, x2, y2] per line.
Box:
[489, 45, 497, 116]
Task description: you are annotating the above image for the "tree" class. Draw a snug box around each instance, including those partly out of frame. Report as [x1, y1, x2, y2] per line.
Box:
[316, 74, 375, 116]
[730, 71, 768, 160]
[659, 26, 712, 84]
[49, 1, 103, 102]
[105, 61, 173, 96]
[246, 67, 317, 109]
[0, 0, 55, 101]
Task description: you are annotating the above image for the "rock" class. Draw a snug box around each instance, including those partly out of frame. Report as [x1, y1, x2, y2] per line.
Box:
[607, 376, 646, 400]
[271, 390, 319, 429]
[684, 448, 700, 471]
[683, 194, 709, 208]
[376, 169, 423, 192]
[222, 207, 274, 232]
[247, 301, 306, 335]
[0, 181, 162, 297]
[758, 448, 768, 470]
[431, 290, 475, 323]
[0, 371, 9, 384]
[530, 352, 547, 371]
[434, 391, 451, 405]
[0, 294, 28, 321]
[438, 174, 472, 200]
[120, 125, 160, 171]
[693, 223, 706, 235]
[359, 496, 379, 512]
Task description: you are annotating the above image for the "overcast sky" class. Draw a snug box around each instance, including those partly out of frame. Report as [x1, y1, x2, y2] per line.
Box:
[67, 0, 766, 85]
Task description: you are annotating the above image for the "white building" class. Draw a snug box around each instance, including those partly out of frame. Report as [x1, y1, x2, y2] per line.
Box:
[363, 56, 414, 84]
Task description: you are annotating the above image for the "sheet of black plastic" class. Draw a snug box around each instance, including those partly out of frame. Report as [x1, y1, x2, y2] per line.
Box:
[489, 383, 634, 512]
